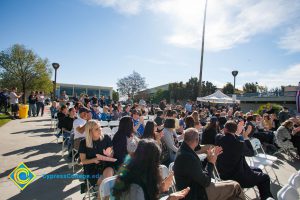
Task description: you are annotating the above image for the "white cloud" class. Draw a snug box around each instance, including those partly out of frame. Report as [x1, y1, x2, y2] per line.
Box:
[85, 0, 300, 52]
[279, 26, 300, 53]
[85, 0, 142, 15]
[151, 0, 300, 51]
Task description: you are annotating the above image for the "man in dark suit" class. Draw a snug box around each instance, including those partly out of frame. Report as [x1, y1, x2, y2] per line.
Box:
[215, 121, 273, 200]
[174, 128, 245, 200]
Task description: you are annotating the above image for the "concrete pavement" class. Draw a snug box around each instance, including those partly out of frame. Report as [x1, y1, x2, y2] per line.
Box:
[0, 108, 83, 200]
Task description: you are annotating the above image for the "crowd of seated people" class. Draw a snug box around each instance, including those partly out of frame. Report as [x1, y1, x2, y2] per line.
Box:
[49, 92, 300, 199]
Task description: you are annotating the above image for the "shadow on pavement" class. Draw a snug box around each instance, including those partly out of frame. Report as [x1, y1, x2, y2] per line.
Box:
[10, 128, 52, 135]
[2, 142, 60, 159]
[21, 119, 50, 123]
[0, 152, 68, 179]
[8, 165, 81, 200]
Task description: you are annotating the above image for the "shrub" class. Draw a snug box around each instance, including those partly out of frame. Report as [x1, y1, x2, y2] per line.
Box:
[256, 103, 282, 115]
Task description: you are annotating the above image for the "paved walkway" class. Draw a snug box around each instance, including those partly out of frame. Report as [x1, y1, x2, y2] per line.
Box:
[0, 108, 299, 200]
[0, 108, 83, 200]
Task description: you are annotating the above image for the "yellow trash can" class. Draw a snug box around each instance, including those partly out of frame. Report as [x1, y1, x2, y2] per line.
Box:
[19, 104, 29, 119]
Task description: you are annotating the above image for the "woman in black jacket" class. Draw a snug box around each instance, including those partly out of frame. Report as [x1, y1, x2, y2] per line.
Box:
[201, 116, 219, 145]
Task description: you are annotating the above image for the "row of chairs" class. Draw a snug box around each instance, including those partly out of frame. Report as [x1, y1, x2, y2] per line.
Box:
[99, 120, 119, 128]
[277, 171, 300, 200]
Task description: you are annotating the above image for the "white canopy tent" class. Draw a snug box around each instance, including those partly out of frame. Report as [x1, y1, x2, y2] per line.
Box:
[197, 90, 240, 103]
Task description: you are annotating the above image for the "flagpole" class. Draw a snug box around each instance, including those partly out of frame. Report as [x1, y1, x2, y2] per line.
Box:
[198, 0, 208, 98]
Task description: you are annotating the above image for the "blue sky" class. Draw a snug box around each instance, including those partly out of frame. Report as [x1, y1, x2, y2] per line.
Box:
[1, 0, 300, 90]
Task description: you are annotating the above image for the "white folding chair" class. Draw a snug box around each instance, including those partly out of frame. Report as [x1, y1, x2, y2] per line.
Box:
[249, 138, 279, 184]
[100, 121, 109, 127]
[99, 175, 117, 199]
[168, 162, 176, 192]
[112, 127, 118, 135]
[250, 138, 278, 161]
[108, 120, 119, 128]
[198, 153, 207, 161]
[169, 162, 174, 172]
[84, 178, 98, 200]
[68, 147, 80, 173]
[51, 113, 58, 130]
[277, 185, 299, 200]
[159, 165, 169, 180]
[148, 115, 155, 120]
[289, 173, 300, 190]
[102, 127, 112, 137]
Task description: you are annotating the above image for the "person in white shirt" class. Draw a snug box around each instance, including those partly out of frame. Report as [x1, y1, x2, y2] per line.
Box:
[37, 91, 45, 116]
[9, 87, 22, 119]
[73, 107, 90, 150]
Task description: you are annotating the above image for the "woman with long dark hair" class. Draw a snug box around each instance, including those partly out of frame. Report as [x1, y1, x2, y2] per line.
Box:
[142, 121, 170, 165]
[142, 121, 157, 140]
[112, 116, 135, 169]
[113, 139, 190, 200]
[201, 116, 219, 145]
[184, 116, 195, 130]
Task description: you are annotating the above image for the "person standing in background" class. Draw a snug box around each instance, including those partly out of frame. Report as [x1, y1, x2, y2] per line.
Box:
[0, 88, 9, 114]
[59, 91, 69, 106]
[37, 91, 45, 117]
[28, 91, 37, 117]
[10, 87, 22, 119]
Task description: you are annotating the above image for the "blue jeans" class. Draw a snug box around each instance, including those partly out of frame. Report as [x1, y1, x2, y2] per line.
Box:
[36, 102, 44, 116]
[29, 103, 37, 117]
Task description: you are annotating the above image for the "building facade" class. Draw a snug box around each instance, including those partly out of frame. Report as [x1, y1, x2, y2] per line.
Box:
[56, 83, 113, 98]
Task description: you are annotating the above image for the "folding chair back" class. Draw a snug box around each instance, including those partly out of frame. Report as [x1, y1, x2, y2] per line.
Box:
[250, 138, 278, 161]
[148, 115, 155, 120]
[100, 121, 109, 127]
[159, 165, 169, 179]
[168, 162, 176, 192]
[102, 127, 112, 136]
[277, 185, 299, 200]
[289, 173, 300, 190]
[169, 162, 174, 172]
[112, 127, 118, 135]
[250, 138, 261, 152]
[109, 120, 119, 127]
[99, 175, 117, 199]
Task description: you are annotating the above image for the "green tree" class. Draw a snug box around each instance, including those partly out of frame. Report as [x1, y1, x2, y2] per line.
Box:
[112, 90, 119, 102]
[186, 77, 199, 100]
[257, 85, 268, 93]
[0, 44, 52, 103]
[222, 82, 234, 94]
[243, 82, 257, 93]
[117, 71, 146, 98]
[201, 81, 217, 96]
[153, 89, 170, 104]
[169, 82, 186, 102]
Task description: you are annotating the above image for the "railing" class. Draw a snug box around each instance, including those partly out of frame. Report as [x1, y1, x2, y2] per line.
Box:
[228, 91, 297, 98]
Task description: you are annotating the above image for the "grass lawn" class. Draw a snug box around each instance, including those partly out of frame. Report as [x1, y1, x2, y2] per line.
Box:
[0, 113, 11, 127]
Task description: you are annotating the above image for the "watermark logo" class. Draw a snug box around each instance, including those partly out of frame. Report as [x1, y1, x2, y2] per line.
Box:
[9, 162, 36, 190]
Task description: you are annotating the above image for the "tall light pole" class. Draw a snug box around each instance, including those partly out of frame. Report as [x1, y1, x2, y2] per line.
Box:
[232, 70, 238, 93]
[198, 0, 208, 98]
[52, 63, 60, 100]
